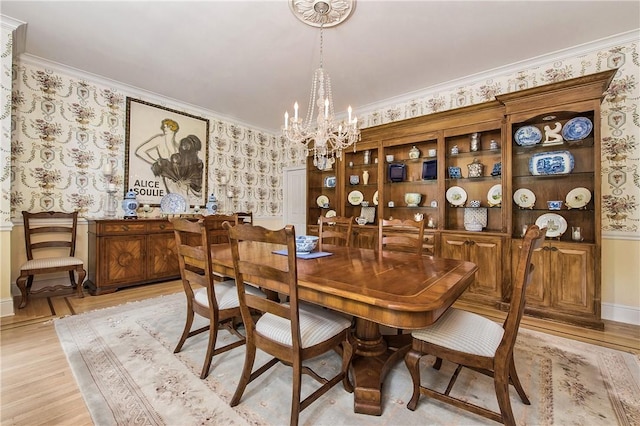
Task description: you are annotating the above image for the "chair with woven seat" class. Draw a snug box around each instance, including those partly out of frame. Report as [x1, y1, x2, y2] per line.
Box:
[378, 217, 425, 255]
[404, 225, 546, 426]
[224, 222, 354, 426]
[318, 215, 353, 250]
[170, 216, 265, 379]
[16, 211, 86, 308]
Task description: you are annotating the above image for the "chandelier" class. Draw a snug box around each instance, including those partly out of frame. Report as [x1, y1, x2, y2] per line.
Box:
[283, 0, 360, 170]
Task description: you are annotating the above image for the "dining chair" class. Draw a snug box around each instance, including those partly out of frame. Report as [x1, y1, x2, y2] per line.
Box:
[224, 223, 354, 426]
[170, 217, 265, 379]
[16, 211, 86, 308]
[404, 225, 546, 426]
[378, 218, 425, 255]
[236, 211, 253, 224]
[318, 215, 353, 249]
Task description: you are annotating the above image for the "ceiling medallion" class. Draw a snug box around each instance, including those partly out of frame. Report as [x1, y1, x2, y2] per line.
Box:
[289, 0, 356, 28]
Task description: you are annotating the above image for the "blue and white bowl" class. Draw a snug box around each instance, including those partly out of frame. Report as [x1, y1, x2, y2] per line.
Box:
[295, 235, 319, 253]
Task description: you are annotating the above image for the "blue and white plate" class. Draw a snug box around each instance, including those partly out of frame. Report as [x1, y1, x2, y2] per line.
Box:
[514, 126, 542, 146]
[529, 151, 574, 176]
[160, 193, 187, 213]
[562, 117, 593, 141]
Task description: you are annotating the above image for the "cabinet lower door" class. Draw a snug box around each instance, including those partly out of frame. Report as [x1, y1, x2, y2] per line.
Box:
[102, 235, 146, 285]
[549, 243, 595, 315]
[441, 233, 503, 304]
[511, 241, 548, 307]
[147, 233, 180, 280]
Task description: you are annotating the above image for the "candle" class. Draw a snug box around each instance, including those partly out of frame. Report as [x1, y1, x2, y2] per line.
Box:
[294, 102, 299, 121]
[103, 163, 112, 175]
[324, 98, 329, 118]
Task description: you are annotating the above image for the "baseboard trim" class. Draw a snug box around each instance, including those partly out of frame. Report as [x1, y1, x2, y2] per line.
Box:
[601, 302, 640, 326]
[1, 297, 15, 317]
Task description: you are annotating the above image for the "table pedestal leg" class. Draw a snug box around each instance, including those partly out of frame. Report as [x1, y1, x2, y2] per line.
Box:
[350, 318, 411, 415]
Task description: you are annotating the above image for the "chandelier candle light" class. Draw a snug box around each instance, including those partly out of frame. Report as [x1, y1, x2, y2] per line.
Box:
[283, 0, 360, 169]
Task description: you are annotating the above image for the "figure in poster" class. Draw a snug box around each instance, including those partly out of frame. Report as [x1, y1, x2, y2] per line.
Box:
[134, 119, 204, 197]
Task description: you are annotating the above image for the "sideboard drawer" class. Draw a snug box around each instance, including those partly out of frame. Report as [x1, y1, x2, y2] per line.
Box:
[101, 222, 147, 234]
[148, 220, 173, 233]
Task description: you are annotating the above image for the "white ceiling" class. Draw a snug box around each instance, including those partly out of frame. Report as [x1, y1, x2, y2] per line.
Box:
[2, 1, 639, 133]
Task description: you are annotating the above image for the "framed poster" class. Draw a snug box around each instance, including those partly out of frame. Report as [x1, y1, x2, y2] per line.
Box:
[125, 98, 209, 207]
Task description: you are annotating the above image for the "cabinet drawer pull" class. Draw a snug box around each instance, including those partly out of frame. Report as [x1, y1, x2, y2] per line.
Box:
[159, 224, 166, 230]
[121, 225, 129, 232]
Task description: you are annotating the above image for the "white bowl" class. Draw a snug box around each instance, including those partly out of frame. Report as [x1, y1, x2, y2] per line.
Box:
[404, 193, 422, 207]
[295, 235, 319, 253]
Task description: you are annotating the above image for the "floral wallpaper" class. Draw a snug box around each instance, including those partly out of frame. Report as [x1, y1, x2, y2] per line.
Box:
[9, 59, 291, 219]
[345, 36, 639, 236]
[5, 30, 639, 237]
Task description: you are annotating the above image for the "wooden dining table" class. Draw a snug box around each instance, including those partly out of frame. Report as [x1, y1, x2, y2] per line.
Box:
[210, 242, 477, 416]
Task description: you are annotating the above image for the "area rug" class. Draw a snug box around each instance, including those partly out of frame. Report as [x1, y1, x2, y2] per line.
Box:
[55, 293, 640, 425]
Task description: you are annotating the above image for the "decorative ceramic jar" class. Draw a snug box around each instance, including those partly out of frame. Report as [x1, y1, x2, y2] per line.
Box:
[404, 193, 422, 207]
[122, 189, 139, 219]
[467, 158, 484, 178]
[363, 150, 371, 165]
[451, 145, 459, 155]
[409, 145, 421, 159]
[470, 132, 481, 152]
[205, 193, 218, 214]
[362, 170, 369, 185]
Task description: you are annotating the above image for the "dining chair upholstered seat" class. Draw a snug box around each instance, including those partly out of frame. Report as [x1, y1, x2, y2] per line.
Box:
[16, 211, 86, 308]
[170, 216, 265, 379]
[255, 302, 352, 348]
[404, 225, 546, 426]
[224, 222, 354, 426]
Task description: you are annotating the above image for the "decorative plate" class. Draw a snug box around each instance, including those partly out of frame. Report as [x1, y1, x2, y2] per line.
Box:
[535, 213, 567, 238]
[562, 117, 593, 141]
[325, 209, 336, 218]
[445, 186, 467, 207]
[513, 188, 536, 209]
[348, 190, 364, 205]
[487, 184, 502, 207]
[324, 176, 336, 188]
[565, 187, 592, 209]
[529, 150, 574, 175]
[316, 195, 329, 207]
[514, 126, 542, 146]
[160, 193, 187, 213]
[373, 190, 379, 206]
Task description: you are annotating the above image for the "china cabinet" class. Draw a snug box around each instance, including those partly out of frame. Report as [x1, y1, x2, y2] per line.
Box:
[303, 69, 615, 329]
[86, 218, 180, 295]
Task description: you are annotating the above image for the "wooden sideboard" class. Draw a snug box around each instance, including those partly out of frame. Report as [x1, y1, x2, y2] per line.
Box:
[86, 218, 180, 295]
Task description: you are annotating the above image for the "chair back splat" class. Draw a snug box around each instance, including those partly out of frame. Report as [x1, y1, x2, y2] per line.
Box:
[378, 218, 425, 255]
[170, 216, 263, 379]
[404, 225, 546, 426]
[16, 211, 86, 308]
[224, 223, 354, 426]
[318, 215, 353, 250]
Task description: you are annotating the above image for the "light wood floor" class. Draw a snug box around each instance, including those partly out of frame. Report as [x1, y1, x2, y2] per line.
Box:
[1, 281, 638, 425]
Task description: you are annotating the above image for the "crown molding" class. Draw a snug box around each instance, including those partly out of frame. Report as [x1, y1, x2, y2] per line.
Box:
[357, 29, 640, 118]
[15, 54, 277, 136]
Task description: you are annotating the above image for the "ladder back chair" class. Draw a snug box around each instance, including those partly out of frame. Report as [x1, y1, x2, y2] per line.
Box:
[16, 211, 86, 308]
[224, 223, 354, 426]
[378, 218, 425, 255]
[318, 215, 353, 250]
[236, 211, 253, 224]
[170, 217, 265, 379]
[404, 225, 547, 426]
